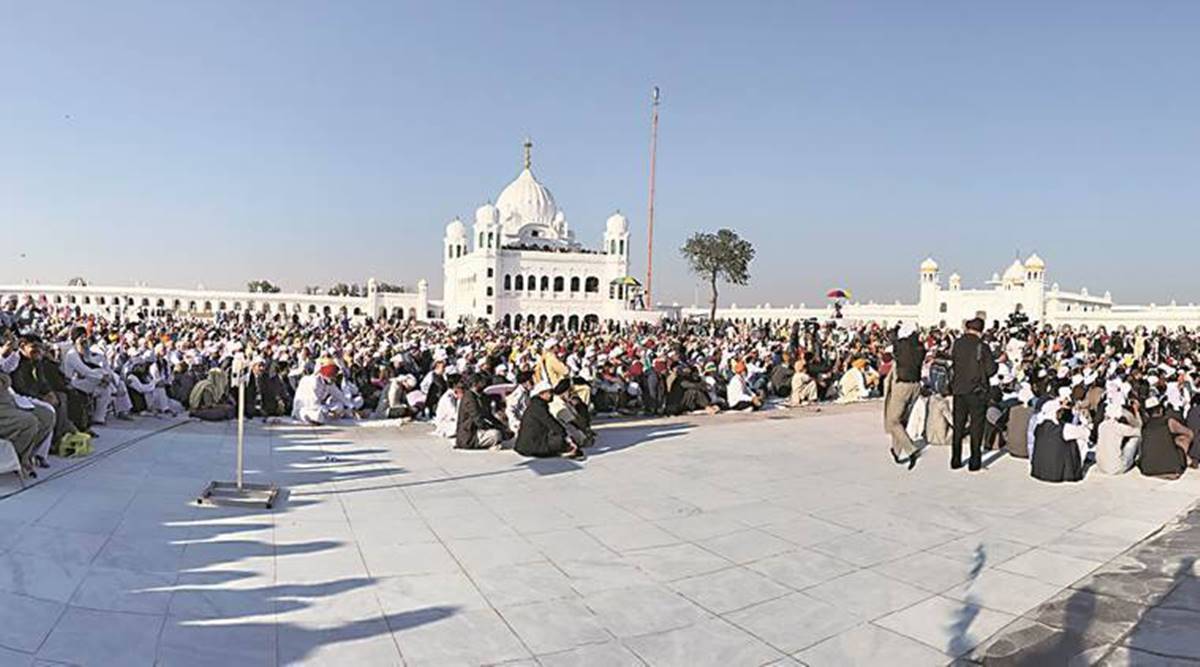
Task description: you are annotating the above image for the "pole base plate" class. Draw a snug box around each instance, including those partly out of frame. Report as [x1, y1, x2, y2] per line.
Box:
[197, 480, 279, 509]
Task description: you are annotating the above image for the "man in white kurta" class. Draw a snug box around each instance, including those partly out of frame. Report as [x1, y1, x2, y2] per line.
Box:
[62, 337, 113, 425]
[291, 364, 342, 425]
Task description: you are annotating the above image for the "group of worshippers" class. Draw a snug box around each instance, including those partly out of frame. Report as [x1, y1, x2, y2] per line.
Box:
[0, 324, 182, 478]
[883, 314, 1200, 482]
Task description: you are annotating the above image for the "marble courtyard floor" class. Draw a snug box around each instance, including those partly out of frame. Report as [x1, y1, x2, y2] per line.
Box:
[0, 404, 1197, 666]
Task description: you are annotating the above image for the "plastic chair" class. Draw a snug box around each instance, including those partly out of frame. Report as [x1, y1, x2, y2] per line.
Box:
[0, 439, 24, 488]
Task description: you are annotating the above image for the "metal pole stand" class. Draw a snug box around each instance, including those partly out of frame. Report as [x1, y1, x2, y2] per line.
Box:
[197, 354, 279, 509]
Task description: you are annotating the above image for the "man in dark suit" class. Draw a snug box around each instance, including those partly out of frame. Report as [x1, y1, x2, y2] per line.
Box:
[950, 317, 997, 471]
[455, 373, 509, 450]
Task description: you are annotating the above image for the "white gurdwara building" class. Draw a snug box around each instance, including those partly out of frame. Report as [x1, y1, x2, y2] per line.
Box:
[441, 141, 651, 330]
[687, 253, 1200, 330]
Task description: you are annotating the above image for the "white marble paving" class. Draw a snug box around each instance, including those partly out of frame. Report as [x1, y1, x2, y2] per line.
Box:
[0, 405, 1197, 665]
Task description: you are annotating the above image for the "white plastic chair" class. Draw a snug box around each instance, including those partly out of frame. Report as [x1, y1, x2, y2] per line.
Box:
[0, 439, 24, 488]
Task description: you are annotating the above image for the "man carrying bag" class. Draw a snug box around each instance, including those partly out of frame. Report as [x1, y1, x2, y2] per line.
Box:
[950, 317, 997, 471]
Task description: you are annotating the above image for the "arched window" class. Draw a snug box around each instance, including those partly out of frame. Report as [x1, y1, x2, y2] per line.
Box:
[527, 275, 535, 291]
[504, 275, 512, 291]
[540, 276, 550, 292]
[619, 240, 625, 255]
[218, 301, 227, 311]
[479, 232, 485, 247]
[939, 303, 948, 313]
[553, 277, 564, 292]
[514, 275, 524, 290]
[585, 277, 600, 293]
[570, 277, 580, 292]
[487, 232, 494, 248]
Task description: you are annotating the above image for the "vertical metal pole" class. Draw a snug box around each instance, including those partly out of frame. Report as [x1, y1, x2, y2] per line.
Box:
[646, 86, 660, 307]
[236, 372, 245, 491]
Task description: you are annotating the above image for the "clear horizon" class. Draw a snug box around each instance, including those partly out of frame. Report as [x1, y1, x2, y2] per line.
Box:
[3, 2, 1199, 307]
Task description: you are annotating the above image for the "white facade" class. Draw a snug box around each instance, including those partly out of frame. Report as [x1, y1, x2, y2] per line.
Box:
[0, 279, 431, 322]
[441, 141, 650, 329]
[686, 254, 1200, 330]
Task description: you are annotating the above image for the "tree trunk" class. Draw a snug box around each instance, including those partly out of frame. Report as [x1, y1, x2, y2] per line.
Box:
[709, 273, 719, 325]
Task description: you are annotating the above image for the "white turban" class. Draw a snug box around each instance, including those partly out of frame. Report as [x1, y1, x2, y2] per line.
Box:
[1104, 402, 1125, 421]
[1036, 398, 1062, 426]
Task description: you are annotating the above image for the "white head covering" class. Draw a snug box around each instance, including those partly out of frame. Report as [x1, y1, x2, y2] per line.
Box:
[897, 322, 917, 339]
[1036, 398, 1062, 426]
[531, 380, 553, 395]
[1104, 402, 1125, 420]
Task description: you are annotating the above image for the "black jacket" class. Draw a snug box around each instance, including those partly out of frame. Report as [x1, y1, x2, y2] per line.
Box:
[11, 355, 51, 398]
[892, 334, 924, 383]
[455, 389, 503, 449]
[514, 396, 568, 457]
[950, 334, 996, 396]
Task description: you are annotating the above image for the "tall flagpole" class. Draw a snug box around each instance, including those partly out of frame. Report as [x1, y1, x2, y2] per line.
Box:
[645, 85, 660, 308]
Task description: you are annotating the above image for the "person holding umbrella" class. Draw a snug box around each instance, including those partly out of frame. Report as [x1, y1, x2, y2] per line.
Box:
[827, 289, 851, 319]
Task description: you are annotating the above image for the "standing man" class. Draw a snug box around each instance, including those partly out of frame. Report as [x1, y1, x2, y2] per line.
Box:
[884, 322, 923, 470]
[950, 317, 997, 471]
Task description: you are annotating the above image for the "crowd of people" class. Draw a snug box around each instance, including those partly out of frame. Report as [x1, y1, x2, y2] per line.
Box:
[885, 313, 1200, 482]
[0, 294, 895, 476]
[3, 292, 1200, 485]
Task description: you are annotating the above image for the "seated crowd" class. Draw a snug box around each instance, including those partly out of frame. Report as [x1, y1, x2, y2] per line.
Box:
[9, 292, 1198, 482]
[892, 313, 1200, 482]
[0, 294, 895, 473]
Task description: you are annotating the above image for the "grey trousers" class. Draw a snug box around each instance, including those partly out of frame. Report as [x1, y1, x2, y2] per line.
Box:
[884, 379, 921, 457]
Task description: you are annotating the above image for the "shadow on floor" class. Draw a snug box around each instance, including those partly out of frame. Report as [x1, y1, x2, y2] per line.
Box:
[972, 507, 1200, 665]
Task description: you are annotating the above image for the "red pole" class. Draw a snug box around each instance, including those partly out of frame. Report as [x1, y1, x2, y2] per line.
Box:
[646, 86, 660, 307]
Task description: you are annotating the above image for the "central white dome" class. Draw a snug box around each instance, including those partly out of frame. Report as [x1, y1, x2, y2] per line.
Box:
[496, 168, 558, 227]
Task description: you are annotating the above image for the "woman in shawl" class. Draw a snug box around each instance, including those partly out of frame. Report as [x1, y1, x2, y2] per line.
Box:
[189, 367, 236, 421]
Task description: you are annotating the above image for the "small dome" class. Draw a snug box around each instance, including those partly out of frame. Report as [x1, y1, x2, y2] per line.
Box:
[1002, 259, 1025, 283]
[475, 203, 498, 226]
[1024, 253, 1045, 270]
[919, 257, 939, 272]
[445, 218, 466, 239]
[949, 272, 961, 282]
[606, 211, 629, 235]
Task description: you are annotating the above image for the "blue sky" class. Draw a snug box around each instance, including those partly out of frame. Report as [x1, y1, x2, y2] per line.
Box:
[2, 1, 1199, 306]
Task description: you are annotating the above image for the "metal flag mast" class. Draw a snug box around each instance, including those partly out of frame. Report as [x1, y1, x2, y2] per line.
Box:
[197, 353, 279, 509]
[645, 85, 660, 307]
